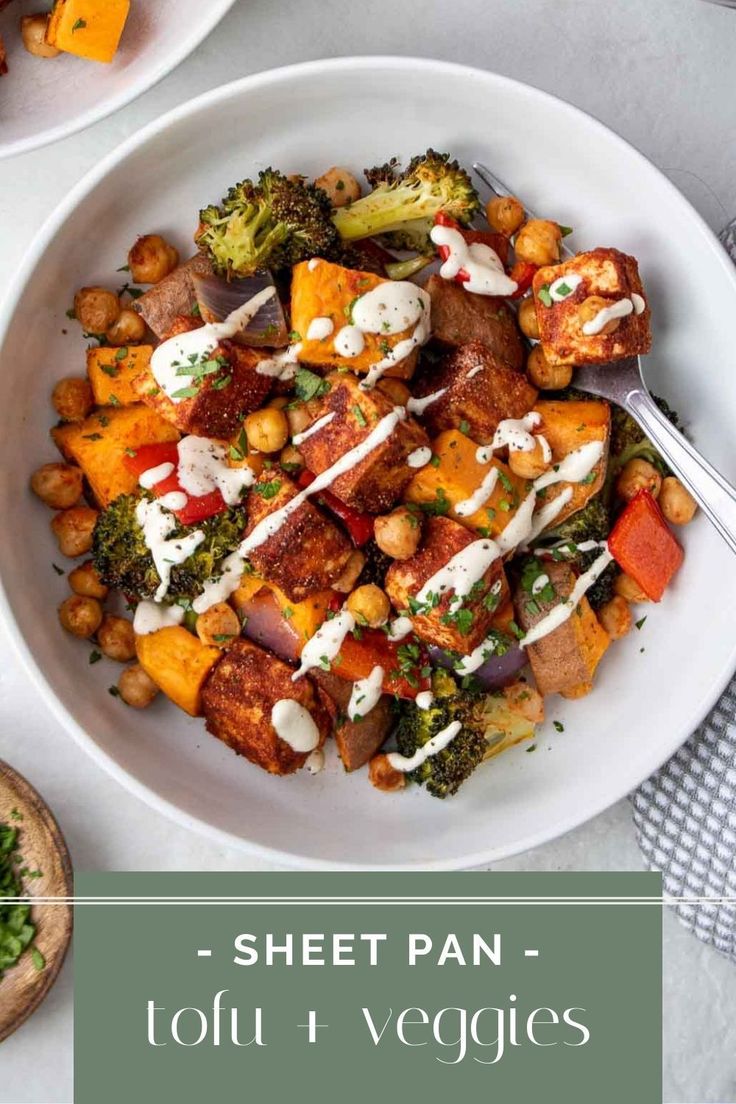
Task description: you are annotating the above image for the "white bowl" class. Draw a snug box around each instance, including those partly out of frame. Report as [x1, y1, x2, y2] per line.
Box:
[0, 0, 237, 159]
[1, 57, 735, 870]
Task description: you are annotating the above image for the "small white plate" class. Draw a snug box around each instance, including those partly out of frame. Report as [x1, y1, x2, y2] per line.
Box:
[0, 0, 237, 159]
[1, 57, 735, 869]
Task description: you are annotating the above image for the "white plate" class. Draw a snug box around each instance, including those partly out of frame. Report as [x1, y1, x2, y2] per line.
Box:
[0, 0, 237, 159]
[1, 57, 735, 870]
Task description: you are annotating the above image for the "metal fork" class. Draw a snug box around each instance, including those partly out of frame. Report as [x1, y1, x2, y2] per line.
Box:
[473, 161, 736, 555]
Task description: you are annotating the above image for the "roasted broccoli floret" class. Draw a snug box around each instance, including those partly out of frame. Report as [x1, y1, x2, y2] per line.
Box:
[394, 670, 487, 799]
[332, 149, 480, 243]
[609, 395, 684, 478]
[533, 494, 617, 610]
[92, 493, 246, 602]
[197, 168, 344, 278]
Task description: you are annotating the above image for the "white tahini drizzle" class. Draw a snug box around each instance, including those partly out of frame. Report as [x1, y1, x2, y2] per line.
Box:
[348, 665, 384, 721]
[357, 285, 432, 390]
[454, 466, 499, 518]
[176, 435, 254, 505]
[415, 690, 435, 711]
[454, 633, 506, 676]
[306, 316, 334, 341]
[139, 462, 174, 489]
[135, 498, 205, 602]
[534, 440, 604, 490]
[430, 224, 518, 297]
[292, 609, 355, 681]
[386, 615, 413, 641]
[334, 325, 365, 359]
[406, 388, 446, 416]
[631, 293, 646, 315]
[159, 491, 188, 511]
[133, 600, 185, 636]
[522, 546, 614, 647]
[255, 343, 302, 380]
[581, 298, 633, 336]
[549, 274, 583, 302]
[292, 411, 336, 446]
[306, 748, 325, 774]
[387, 720, 462, 772]
[407, 446, 433, 469]
[415, 538, 501, 609]
[270, 699, 321, 753]
[192, 551, 246, 615]
[476, 412, 550, 464]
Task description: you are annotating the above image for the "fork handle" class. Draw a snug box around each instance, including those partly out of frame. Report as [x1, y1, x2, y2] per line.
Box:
[626, 388, 736, 554]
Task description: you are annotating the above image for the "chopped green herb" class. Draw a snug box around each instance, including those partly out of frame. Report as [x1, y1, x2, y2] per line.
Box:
[538, 284, 553, 308]
[553, 720, 565, 733]
[459, 419, 471, 436]
[51, 563, 65, 576]
[31, 947, 46, 971]
[353, 405, 367, 428]
[254, 480, 282, 500]
[108, 685, 121, 698]
[89, 650, 102, 665]
[559, 225, 574, 237]
[211, 374, 232, 390]
[295, 367, 330, 403]
[100, 363, 119, 378]
[72, 17, 86, 31]
[635, 616, 647, 630]
[114, 346, 128, 361]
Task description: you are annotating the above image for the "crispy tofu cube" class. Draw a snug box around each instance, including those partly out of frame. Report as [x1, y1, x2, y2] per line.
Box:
[291, 259, 421, 379]
[201, 639, 331, 775]
[385, 515, 509, 655]
[425, 275, 524, 371]
[532, 248, 651, 366]
[411, 341, 537, 443]
[87, 345, 153, 406]
[133, 340, 272, 439]
[297, 371, 430, 512]
[243, 474, 353, 602]
[46, 0, 130, 63]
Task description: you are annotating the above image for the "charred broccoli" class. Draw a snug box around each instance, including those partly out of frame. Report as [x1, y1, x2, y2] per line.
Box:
[332, 150, 480, 243]
[92, 493, 246, 602]
[533, 495, 617, 610]
[197, 168, 344, 278]
[609, 395, 684, 478]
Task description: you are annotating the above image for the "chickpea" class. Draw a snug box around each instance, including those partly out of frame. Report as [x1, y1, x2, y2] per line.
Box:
[374, 506, 422, 560]
[346, 584, 391, 628]
[68, 561, 108, 600]
[244, 407, 289, 454]
[517, 296, 540, 340]
[105, 308, 146, 347]
[504, 683, 545, 724]
[597, 595, 633, 640]
[615, 459, 662, 503]
[280, 444, 304, 473]
[128, 234, 179, 285]
[614, 572, 650, 604]
[578, 295, 620, 335]
[268, 395, 289, 411]
[118, 664, 160, 709]
[526, 345, 572, 390]
[514, 219, 562, 267]
[73, 287, 120, 334]
[51, 506, 98, 558]
[97, 615, 136, 662]
[369, 753, 406, 793]
[20, 14, 60, 57]
[285, 402, 312, 437]
[485, 195, 525, 237]
[58, 595, 103, 639]
[377, 378, 411, 407]
[51, 377, 93, 422]
[314, 166, 361, 208]
[508, 440, 549, 480]
[196, 603, 241, 648]
[659, 476, 697, 526]
[332, 550, 366, 594]
[30, 462, 83, 509]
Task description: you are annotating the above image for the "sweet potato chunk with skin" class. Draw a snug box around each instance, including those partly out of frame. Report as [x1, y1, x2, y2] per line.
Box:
[202, 639, 330, 775]
[385, 516, 509, 655]
[87, 345, 153, 406]
[244, 474, 353, 602]
[513, 561, 610, 696]
[425, 275, 524, 371]
[411, 342, 538, 443]
[297, 372, 429, 512]
[135, 254, 214, 338]
[312, 670, 393, 772]
[532, 248, 651, 367]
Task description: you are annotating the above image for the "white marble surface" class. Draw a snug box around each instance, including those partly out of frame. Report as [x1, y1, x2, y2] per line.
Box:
[1, 1, 735, 1100]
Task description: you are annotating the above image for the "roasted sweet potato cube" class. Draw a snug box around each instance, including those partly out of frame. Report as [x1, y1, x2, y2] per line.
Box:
[87, 345, 153, 406]
[243, 474, 353, 602]
[46, 0, 130, 63]
[201, 639, 331, 775]
[312, 670, 393, 772]
[385, 516, 509, 655]
[513, 561, 610, 695]
[411, 342, 537, 442]
[425, 275, 524, 371]
[135, 254, 213, 338]
[135, 626, 220, 717]
[532, 399, 611, 528]
[133, 339, 272, 438]
[532, 248, 651, 366]
[297, 371, 430, 512]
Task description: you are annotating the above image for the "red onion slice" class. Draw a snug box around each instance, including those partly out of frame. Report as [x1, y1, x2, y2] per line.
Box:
[192, 272, 289, 347]
[239, 590, 302, 664]
[428, 644, 527, 690]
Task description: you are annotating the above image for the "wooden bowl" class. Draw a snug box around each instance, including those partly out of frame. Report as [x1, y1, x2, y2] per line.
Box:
[0, 760, 73, 1042]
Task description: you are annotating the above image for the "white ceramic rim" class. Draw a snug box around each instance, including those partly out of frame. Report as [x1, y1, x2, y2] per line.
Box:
[0, 0, 238, 160]
[2, 56, 735, 870]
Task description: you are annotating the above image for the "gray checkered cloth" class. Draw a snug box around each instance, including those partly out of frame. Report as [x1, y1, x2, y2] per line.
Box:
[631, 221, 736, 962]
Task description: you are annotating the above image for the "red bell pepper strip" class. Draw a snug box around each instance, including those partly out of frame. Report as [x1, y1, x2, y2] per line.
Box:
[608, 489, 684, 601]
[123, 442, 228, 526]
[297, 470, 375, 547]
[507, 260, 538, 299]
[331, 629, 431, 701]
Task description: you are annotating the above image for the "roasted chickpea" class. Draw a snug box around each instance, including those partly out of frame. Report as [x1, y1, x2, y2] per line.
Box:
[658, 476, 697, 526]
[196, 603, 241, 648]
[369, 753, 406, 793]
[118, 664, 160, 709]
[560, 681, 593, 700]
[97, 615, 136, 662]
[374, 506, 422, 560]
[128, 234, 179, 285]
[346, 584, 391, 628]
[244, 407, 289, 454]
[58, 595, 103, 639]
[504, 683, 545, 724]
[20, 14, 60, 57]
[377, 378, 411, 407]
[514, 219, 562, 267]
[268, 395, 289, 411]
[68, 560, 108, 600]
[614, 572, 650, 603]
[508, 440, 549, 480]
[485, 195, 525, 237]
[517, 296, 540, 340]
[578, 295, 620, 335]
[332, 550, 366, 594]
[51, 377, 93, 422]
[30, 462, 83, 509]
[51, 506, 98, 558]
[73, 287, 120, 334]
[285, 402, 312, 437]
[315, 166, 361, 208]
[597, 595, 633, 640]
[280, 444, 304, 473]
[105, 308, 146, 346]
[615, 459, 662, 503]
[526, 345, 572, 390]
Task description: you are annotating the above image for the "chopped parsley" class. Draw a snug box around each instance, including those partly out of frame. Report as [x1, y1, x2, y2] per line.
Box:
[537, 284, 553, 308]
[553, 720, 565, 733]
[254, 480, 282, 500]
[294, 367, 330, 403]
[353, 405, 367, 428]
[72, 17, 86, 31]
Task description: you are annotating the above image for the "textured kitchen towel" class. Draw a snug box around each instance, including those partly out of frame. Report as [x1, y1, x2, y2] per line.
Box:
[631, 222, 736, 963]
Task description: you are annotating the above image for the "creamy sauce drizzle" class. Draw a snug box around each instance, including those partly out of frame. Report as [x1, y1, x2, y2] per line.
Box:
[406, 388, 446, 416]
[454, 466, 499, 517]
[256, 343, 302, 380]
[159, 491, 188, 511]
[334, 325, 365, 358]
[415, 690, 435, 711]
[348, 665, 384, 721]
[271, 698, 321, 753]
[135, 498, 205, 602]
[292, 609, 355, 681]
[387, 720, 463, 772]
[522, 546, 614, 647]
[581, 298, 633, 336]
[407, 446, 433, 469]
[430, 225, 518, 297]
[306, 316, 334, 341]
[549, 274, 583, 302]
[192, 551, 246, 615]
[133, 600, 185, 636]
[139, 462, 174, 489]
[386, 615, 413, 641]
[631, 293, 646, 314]
[305, 748, 325, 774]
[416, 539, 501, 609]
[177, 435, 254, 505]
[292, 411, 336, 446]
